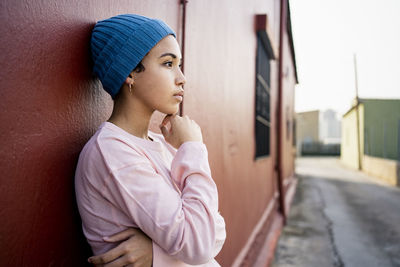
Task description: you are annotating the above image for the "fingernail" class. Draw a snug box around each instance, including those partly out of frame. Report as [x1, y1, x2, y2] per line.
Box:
[87, 258, 92, 263]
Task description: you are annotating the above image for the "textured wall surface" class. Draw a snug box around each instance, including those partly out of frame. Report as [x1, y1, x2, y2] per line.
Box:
[182, 0, 287, 265]
[362, 155, 399, 186]
[0, 1, 179, 265]
[341, 105, 364, 169]
[363, 99, 400, 160]
[281, 31, 296, 182]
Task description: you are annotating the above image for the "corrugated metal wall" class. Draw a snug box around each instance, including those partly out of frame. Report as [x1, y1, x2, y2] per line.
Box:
[183, 1, 281, 265]
[281, 31, 296, 189]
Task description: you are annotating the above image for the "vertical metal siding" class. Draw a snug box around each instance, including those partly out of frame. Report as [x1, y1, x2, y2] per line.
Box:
[182, 0, 287, 265]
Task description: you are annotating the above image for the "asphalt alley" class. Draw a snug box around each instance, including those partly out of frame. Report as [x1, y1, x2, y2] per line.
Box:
[272, 157, 400, 267]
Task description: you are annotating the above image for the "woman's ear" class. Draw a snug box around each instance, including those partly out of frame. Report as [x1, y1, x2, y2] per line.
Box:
[124, 76, 134, 85]
[124, 71, 136, 86]
[124, 72, 136, 93]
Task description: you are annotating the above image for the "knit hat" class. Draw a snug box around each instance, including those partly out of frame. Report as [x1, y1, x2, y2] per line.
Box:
[91, 14, 176, 98]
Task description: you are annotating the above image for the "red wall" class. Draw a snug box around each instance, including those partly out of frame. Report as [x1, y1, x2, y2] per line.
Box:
[1, 0, 296, 266]
[0, 1, 180, 266]
[182, 0, 287, 265]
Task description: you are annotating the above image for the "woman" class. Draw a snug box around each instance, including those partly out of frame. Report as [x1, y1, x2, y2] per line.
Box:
[75, 14, 226, 266]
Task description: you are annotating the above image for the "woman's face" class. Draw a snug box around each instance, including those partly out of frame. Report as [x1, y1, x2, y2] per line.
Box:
[132, 35, 185, 115]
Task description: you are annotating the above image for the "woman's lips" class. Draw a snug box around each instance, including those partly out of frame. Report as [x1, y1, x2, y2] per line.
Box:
[174, 95, 183, 101]
[173, 91, 184, 101]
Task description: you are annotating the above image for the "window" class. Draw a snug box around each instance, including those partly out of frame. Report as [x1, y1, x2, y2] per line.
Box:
[255, 31, 273, 158]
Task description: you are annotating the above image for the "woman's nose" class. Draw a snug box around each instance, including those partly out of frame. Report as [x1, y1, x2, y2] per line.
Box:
[176, 68, 186, 85]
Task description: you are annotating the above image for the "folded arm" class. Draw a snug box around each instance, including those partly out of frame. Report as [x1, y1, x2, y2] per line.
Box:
[105, 141, 226, 265]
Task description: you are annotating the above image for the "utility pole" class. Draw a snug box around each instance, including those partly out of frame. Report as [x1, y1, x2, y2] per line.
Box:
[354, 54, 362, 170]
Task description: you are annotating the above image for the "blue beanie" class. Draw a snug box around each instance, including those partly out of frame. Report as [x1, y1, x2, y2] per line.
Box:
[91, 14, 176, 98]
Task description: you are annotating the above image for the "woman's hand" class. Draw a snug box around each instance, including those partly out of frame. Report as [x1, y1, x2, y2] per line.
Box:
[159, 114, 203, 149]
[88, 228, 152, 267]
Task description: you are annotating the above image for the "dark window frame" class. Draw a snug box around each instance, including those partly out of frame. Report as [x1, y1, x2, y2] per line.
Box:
[255, 30, 275, 159]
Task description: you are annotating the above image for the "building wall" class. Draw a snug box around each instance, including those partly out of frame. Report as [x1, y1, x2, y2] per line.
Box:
[363, 99, 400, 160]
[362, 155, 400, 186]
[319, 109, 341, 143]
[341, 105, 364, 169]
[0, 1, 181, 266]
[342, 99, 400, 184]
[295, 110, 319, 154]
[296, 110, 319, 143]
[1, 0, 296, 266]
[281, 31, 296, 181]
[183, 1, 289, 264]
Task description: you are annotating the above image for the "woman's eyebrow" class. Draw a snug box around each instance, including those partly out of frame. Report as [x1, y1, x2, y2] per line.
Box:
[159, 53, 177, 59]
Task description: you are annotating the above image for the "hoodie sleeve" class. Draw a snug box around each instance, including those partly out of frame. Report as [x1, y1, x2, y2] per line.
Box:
[106, 141, 226, 265]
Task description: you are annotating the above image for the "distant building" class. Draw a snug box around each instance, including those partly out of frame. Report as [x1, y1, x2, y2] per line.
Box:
[341, 98, 400, 186]
[320, 109, 341, 144]
[296, 109, 341, 156]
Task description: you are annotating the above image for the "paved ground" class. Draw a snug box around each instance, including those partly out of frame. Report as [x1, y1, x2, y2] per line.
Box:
[272, 157, 400, 267]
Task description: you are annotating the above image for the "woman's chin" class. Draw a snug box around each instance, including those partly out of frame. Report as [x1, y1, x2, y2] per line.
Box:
[159, 106, 180, 115]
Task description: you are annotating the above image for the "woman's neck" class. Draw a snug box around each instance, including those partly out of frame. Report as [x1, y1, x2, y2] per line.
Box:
[108, 96, 154, 140]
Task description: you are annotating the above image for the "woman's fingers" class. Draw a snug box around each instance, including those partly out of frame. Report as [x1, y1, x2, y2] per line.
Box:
[89, 227, 152, 267]
[88, 228, 141, 265]
[88, 244, 125, 265]
[160, 114, 173, 138]
[160, 124, 169, 138]
[160, 114, 203, 148]
[102, 254, 139, 267]
[160, 114, 173, 127]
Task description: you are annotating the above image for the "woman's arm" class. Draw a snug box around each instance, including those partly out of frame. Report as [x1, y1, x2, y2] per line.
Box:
[97, 115, 226, 264]
[104, 141, 225, 265]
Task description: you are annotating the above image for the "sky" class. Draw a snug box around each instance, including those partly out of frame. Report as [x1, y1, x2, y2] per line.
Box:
[289, 0, 400, 115]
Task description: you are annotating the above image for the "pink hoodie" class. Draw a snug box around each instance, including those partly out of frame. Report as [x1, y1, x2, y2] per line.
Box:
[75, 122, 226, 266]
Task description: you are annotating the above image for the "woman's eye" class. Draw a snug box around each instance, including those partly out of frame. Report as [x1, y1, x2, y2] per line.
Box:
[164, 61, 173, 67]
